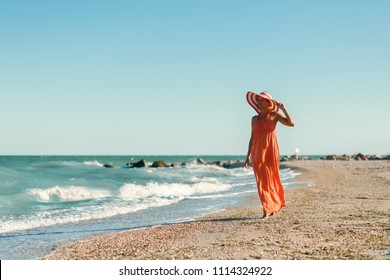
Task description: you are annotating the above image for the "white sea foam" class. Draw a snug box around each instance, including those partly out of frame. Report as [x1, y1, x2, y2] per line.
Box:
[280, 170, 301, 180]
[184, 163, 253, 177]
[118, 180, 232, 201]
[190, 189, 256, 200]
[226, 168, 253, 177]
[83, 160, 104, 167]
[27, 186, 111, 202]
[189, 176, 220, 184]
[180, 162, 224, 172]
[0, 194, 181, 234]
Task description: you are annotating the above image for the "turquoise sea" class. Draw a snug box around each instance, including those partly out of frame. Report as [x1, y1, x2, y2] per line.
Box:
[0, 155, 309, 259]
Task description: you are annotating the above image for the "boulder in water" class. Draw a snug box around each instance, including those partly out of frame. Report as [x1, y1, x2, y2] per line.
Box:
[150, 160, 169, 168]
[126, 159, 147, 168]
[223, 161, 246, 169]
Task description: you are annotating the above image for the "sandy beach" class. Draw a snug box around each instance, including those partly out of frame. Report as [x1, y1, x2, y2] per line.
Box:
[44, 160, 390, 260]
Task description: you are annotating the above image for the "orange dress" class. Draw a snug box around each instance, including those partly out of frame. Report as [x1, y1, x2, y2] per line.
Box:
[251, 114, 285, 215]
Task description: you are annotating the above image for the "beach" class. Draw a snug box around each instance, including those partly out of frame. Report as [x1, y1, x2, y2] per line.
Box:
[44, 160, 390, 260]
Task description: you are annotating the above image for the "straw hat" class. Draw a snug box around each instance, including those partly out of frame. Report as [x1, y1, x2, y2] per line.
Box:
[246, 91, 279, 114]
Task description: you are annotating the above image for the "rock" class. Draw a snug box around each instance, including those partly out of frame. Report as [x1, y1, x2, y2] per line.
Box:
[126, 159, 147, 168]
[134, 159, 147, 168]
[369, 154, 383, 160]
[103, 164, 114, 168]
[289, 154, 299, 160]
[150, 160, 169, 168]
[354, 153, 368, 161]
[339, 154, 351, 160]
[212, 160, 229, 167]
[181, 158, 206, 166]
[220, 160, 235, 167]
[328, 154, 351, 160]
[323, 154, 351, 160]
[326, 155, 337, 160]
[223, 161, 246, 169]
[281, 156, 290, 162]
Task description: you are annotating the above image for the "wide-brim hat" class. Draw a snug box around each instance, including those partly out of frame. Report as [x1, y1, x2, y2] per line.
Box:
[246, 91, 279, 114]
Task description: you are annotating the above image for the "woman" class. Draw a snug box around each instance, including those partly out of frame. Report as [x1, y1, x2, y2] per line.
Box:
[245, 91, 294, 219]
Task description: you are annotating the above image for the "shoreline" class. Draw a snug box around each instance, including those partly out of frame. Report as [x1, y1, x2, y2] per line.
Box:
[44, 160, 390, 260]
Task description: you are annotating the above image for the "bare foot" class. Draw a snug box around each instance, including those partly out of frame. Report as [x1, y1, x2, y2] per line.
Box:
[261, 212, 275, 220]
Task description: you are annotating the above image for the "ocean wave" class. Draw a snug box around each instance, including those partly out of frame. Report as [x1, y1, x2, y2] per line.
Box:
[183, 163, 225, 171]
[189, 189, 256, 200]
[0, 180, 235, 233]
[189, 176, 220, 184]
[118, 180, 232, 201]
[226, 168, 253, 177]
[27, 186, 112, 202]
[0, 196, 181, 234]
[280, 170, 301, 180]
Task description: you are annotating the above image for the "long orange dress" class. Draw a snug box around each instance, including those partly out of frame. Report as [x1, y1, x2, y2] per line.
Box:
[251, 113, 285, 216]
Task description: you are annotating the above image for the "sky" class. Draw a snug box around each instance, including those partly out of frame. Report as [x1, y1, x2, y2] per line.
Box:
[1, 0, 389, 156]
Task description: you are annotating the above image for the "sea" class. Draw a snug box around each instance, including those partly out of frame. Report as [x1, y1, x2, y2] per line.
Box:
[0, 155, 311, 260]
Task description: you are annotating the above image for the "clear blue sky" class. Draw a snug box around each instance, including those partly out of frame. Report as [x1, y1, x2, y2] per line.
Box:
[1, 0, 389, 155]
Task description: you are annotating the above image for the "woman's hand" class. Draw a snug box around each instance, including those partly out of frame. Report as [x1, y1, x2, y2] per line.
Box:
[276, 102, 295, 126]
[245, 157, 251, 169]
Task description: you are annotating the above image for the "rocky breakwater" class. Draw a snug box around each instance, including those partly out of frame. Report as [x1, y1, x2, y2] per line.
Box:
[321, 153, 390, 161]
[102, 158, 247, 169]
[280, 153, 390, 162]
[101, 153, 389, 168]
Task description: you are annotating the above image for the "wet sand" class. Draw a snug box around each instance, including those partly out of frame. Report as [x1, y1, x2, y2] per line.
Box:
[44, 160, 390, 260]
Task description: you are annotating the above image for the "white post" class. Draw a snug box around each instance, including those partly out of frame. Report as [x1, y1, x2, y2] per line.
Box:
[294, 148, 299, 160]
